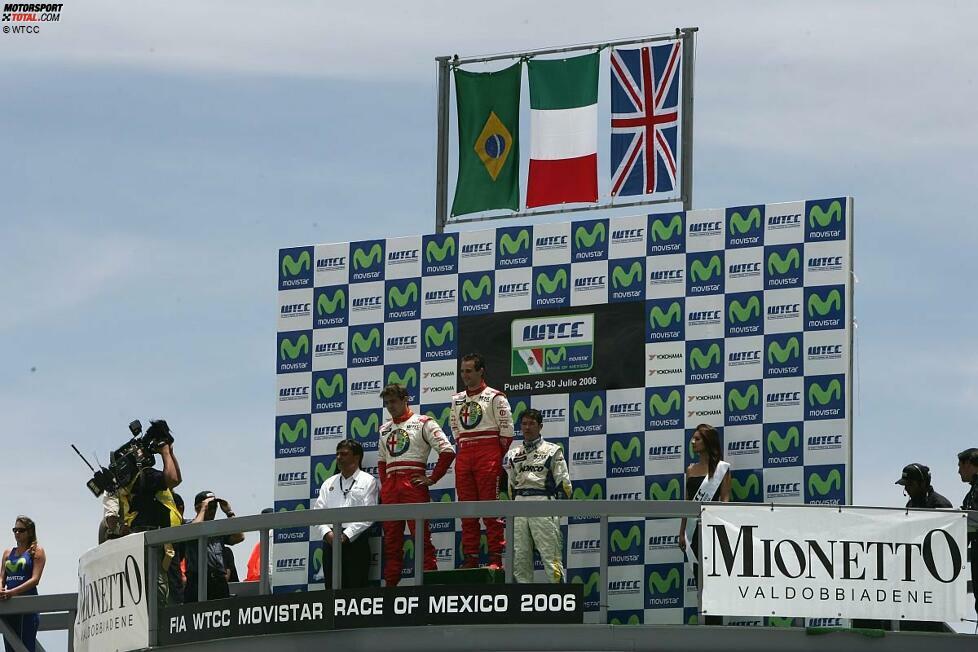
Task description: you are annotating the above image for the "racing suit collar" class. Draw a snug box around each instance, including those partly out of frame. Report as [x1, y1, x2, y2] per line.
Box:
[392, 409, 414, 424]
[465, 381, 487, 397]
[524, 436, 544, 451]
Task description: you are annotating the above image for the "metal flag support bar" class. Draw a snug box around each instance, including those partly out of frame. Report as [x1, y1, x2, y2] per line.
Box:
[434, 28, 698, 233]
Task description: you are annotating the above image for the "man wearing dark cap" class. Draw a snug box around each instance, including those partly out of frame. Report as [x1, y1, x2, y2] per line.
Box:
[184, 491, 244, 602]
[958, 448, 978, 615]
[895, 463, 951, 509]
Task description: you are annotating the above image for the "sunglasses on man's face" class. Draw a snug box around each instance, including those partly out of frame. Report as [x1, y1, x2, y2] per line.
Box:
[12, 528, 27, 534]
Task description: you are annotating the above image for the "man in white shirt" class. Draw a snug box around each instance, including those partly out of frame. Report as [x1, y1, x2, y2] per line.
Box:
[312, 439, 379, 589]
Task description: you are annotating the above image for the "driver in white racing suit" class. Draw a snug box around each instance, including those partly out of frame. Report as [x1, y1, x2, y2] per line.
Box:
[504, 408, 572, 583]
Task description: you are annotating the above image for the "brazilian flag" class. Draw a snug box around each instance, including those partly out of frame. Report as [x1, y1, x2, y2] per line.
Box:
[452, 62, 521, 217]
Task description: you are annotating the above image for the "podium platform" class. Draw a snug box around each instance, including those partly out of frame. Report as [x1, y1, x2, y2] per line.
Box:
[422, 567, 506, 586]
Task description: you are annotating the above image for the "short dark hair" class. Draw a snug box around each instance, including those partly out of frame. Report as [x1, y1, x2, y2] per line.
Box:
[379, 383, 408, 400]
[461, 353, 486, 373]
[336, 439, 364, 465]
[519, 408, 543, 426]
[958, 448, 978, 465]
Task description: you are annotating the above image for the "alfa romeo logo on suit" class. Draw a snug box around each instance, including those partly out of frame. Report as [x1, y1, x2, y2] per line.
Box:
[386, 429, 411, 457]
[459, 402, 484, 429]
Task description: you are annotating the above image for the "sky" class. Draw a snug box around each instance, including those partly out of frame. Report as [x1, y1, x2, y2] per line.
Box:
[2, 0, 978, 640]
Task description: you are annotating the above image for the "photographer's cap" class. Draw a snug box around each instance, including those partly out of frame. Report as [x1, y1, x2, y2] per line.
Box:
[895, 463, 929, 485]
[194, 490, 216, 506]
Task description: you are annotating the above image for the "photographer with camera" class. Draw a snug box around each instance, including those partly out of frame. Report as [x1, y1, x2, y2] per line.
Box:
[183, 491, 244, 602]
[99, 420, 183, 537]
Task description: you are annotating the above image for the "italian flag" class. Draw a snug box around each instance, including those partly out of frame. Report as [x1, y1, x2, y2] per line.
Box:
[526, 52, 599, 208]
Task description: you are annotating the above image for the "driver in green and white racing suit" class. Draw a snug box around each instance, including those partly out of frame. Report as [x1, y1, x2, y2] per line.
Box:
[504, 408, 572, 583]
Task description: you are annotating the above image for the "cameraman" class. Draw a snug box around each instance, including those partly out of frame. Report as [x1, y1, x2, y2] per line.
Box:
[102, 421, 183, 607]
[184, 491, 244, 602]
[103, 421, 183, 536]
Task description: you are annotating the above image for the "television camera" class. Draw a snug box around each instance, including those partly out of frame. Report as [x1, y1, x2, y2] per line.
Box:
[73, 419, 174, 497]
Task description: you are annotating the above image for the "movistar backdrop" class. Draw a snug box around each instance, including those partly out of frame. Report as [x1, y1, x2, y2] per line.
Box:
[275, 197, 853, 626]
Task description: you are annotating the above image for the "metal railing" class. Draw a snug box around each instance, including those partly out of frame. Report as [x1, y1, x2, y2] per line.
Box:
[141, 499, 700, 644]
[3, 501, 971, 649]
[0, 592, 77, 652]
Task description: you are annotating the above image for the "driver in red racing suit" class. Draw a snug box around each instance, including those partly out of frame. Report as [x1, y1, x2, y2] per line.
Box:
[377, 383, 455, 586]
[450, 353, 514, 569]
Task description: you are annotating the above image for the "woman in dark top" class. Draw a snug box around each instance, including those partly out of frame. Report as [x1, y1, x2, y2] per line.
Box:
[678, 425, 730, 587]
[0, 516, 47, 652]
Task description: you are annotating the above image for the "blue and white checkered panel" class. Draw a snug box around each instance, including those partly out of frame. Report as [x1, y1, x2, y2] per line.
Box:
[274, 198, 853, 622]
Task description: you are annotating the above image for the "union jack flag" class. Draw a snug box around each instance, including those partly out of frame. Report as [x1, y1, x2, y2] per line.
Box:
[610, 41, 682, 197]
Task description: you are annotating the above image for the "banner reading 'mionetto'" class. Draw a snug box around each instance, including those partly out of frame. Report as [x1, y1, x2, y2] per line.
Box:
[701, 505, 968, 622]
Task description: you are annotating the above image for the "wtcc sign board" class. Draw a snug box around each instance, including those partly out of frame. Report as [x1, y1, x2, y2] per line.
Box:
[275, 197, 853, 625]
[702, 505, 968, 622]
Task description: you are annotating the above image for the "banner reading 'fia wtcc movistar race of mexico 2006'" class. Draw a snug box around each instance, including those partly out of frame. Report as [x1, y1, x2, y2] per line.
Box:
[274, 197, 852, 626]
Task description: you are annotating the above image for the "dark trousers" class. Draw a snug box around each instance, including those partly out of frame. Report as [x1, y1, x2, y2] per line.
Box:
[323, 534, 371, 589]
[972, 542, 978, 616]
[2, 614, 38, 652]
[184, 571, 230, 603]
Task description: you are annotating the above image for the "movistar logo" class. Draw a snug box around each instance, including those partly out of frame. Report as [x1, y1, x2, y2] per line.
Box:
[727, 385, 759, 411]
[728, 296, 760, 323]
[689, 343, 721, 370]
[281, 251, 310, 277]
[425, 407, 451, 429]
[648, 478, 681, 500]
[808, 379, 842, 406]
[767, 248, 800, 275]
[426, 237, 456, 262]
[573, 484, 604, 501]
[809, 200, 843, 228]
[462, 275, 492, 301]
[731, 474, 760, 500]
[278, 419, 308, 444]
[648, 568, 681, 594]
[767, 426, 800, 454]
[690, 255, 722, 282]
[318, 289, 346, 315]
[315, 459, 338, 485]
[729, 207, 761, 234]
[648, 390, 681, 416]
[316, 374, 344, 399]
[611, 615, 641, 625]
[351, 328, 381, 354]
[545, 347, 567, 365]
[808, 469, 842, 496]
[649, 301, 682, 328]
[388, 368, 418, 389]
[536, 269, 568, 295]
[499, 229, 530, 255]
[280, 335, 309, 361]
[352, 243, 382, 270]
[424, 322, 454, 347]
[572, 571, 600, 597]
[350, 413, 380, 439]
[769, 616, 794, 628]
[575, 222, 606, 248]
[573, 396, 603, 422]
[312, 548, 323, 573]
[612, 261, 642, 289]
[650, 215, 683, 242]
[768, 337, 800, 364]
[808, 289, 842, 316]
[388, 282, 419, 308]
[610, 437, 642, 463]
[610, 526, 641, 552]
[402, 539, 415, 560]
[277, 504, 306, 512]
[4, 558, 26, 573]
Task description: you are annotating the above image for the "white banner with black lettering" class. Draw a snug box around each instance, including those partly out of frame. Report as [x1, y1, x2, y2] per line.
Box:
[74, 533, 149, 652]
[701, 505, 968, 622]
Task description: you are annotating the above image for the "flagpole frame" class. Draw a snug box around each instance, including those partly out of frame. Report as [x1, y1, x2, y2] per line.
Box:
[434, 28, 698, 232]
